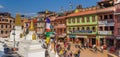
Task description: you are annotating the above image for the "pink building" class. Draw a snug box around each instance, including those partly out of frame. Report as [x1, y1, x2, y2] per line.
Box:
[114, 0, 120, 49]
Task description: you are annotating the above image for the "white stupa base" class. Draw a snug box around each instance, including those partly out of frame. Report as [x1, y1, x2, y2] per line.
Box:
[25, 31, 36, 41]
[0, 43, 4, 51]
[9, 26, 23, 41]
[18, 40, 45, 57]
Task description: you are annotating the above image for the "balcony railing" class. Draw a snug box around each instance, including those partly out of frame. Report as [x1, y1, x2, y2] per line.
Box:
[98, 31, 112, 35]
[98, 19, 114, 26]
[67, 30, 97, 34]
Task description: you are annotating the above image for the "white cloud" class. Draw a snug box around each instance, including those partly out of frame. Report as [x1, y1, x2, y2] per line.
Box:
[0, 5, 4, 8]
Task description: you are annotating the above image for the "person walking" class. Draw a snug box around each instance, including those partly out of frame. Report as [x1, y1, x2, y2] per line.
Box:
[100, 45, 104, 53]
[77, 49, 81, 57]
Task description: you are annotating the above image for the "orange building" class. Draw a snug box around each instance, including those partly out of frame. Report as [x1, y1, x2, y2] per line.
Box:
[0, 12, 14, 38]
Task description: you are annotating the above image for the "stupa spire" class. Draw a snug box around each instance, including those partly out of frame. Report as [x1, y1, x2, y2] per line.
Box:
[29, 20, 34, 31]
[15, 13, 21, 26]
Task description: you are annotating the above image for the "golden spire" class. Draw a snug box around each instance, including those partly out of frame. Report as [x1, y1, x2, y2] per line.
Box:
[15, 13, 21, 26]
[29, 20, 34, 31]
[75, 9, 79, 13]
[45, 10, 48, 14]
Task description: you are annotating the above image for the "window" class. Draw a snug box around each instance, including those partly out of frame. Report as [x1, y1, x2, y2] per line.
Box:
[73, 27, 75, 32]
[104, 15, 108, 19]
[1, 25, 3, 28]
[117, 15, 120, 23]
[92, 16, 95, 22]
[105, 26, 108, 31]
[2, 18, 4, 21]
[87, 27, 90, 30]
[10, 20, 12, 23]
[92, 27, 96, 32]
[72, 18, 75, 23]
[100, 16, 102, 20]
[6, 25, 7, 28]
[77, 18, 80, 23]
[110, 26, 114, 31]
[99, 27, 103, 31]
[1, 30, 3, 34]
[5, 31, 7, 34]
[118, 28, 120, 35]
[87, 17, 90, 22]
[77, 27, 80, 30]
[82, 17, 85, 23]
[82, 27, 85, 30]
[69, 28, 71, 32]
[68, 19, 71, 23]
[109, 14, 113, 19]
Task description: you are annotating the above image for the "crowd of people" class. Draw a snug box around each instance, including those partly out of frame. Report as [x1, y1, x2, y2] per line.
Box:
[52, 39, 105, 57]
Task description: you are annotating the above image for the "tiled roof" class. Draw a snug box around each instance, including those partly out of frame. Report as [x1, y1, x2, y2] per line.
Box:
[97, 6, 114, 13]
[56, 16, 66, 20]
[67, 10, 97, 18]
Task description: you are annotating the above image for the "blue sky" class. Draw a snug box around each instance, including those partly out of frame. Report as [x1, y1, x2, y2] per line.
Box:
[0, 0, 100, 17]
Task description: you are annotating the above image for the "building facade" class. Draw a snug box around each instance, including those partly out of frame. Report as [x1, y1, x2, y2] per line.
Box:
[54, 15, 66, 41]
[0, 12, 14, 38]
[97, 0, 115, 47]
[67, 6, 98, 46]
[114, 0, 120, 49]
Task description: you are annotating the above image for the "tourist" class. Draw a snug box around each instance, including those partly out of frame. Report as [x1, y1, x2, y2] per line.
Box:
[77, 49, 81, 57]
[69, 51, 73, 57]
[74, 50, 78, 57]
[100, 45, 104, 53]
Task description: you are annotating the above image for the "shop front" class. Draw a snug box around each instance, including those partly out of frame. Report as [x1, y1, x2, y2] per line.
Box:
[58, 34, 66, 42]
[88, 36, 97, 47]
[76, 36, 87, 45]
[106, 36, 115, 47]
[99, 36, 106, 46]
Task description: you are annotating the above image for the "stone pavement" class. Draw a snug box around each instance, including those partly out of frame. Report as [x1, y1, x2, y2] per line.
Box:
[50, 42, 113, 57]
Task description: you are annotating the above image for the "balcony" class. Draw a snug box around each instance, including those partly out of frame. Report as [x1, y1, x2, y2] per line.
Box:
[55, 24, 66, 28]
[98, 31, 112, 35]
[67, 30, 97, 35]
[98, 19, 114, 26]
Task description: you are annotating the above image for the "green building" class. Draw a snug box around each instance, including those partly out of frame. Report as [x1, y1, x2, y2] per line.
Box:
[66, 7, 99, 46]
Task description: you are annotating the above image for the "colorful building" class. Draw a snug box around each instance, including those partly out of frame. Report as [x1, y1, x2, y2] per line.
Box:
[54, 14, 66, 41]
[97, 0, 115, 47]
[114, 0, 120, 49]
[66, 6, 99, 46]
[0, 12, 14, 38]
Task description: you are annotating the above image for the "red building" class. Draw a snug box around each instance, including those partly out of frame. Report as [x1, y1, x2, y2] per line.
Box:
[114, 0, 120, 49]
[54, 14, 66, 41]
[97, 0, 115, 47]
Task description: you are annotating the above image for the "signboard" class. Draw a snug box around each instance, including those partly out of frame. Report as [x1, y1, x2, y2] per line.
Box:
[99, 20, 114, 26]
[98, 21, 107, 25]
